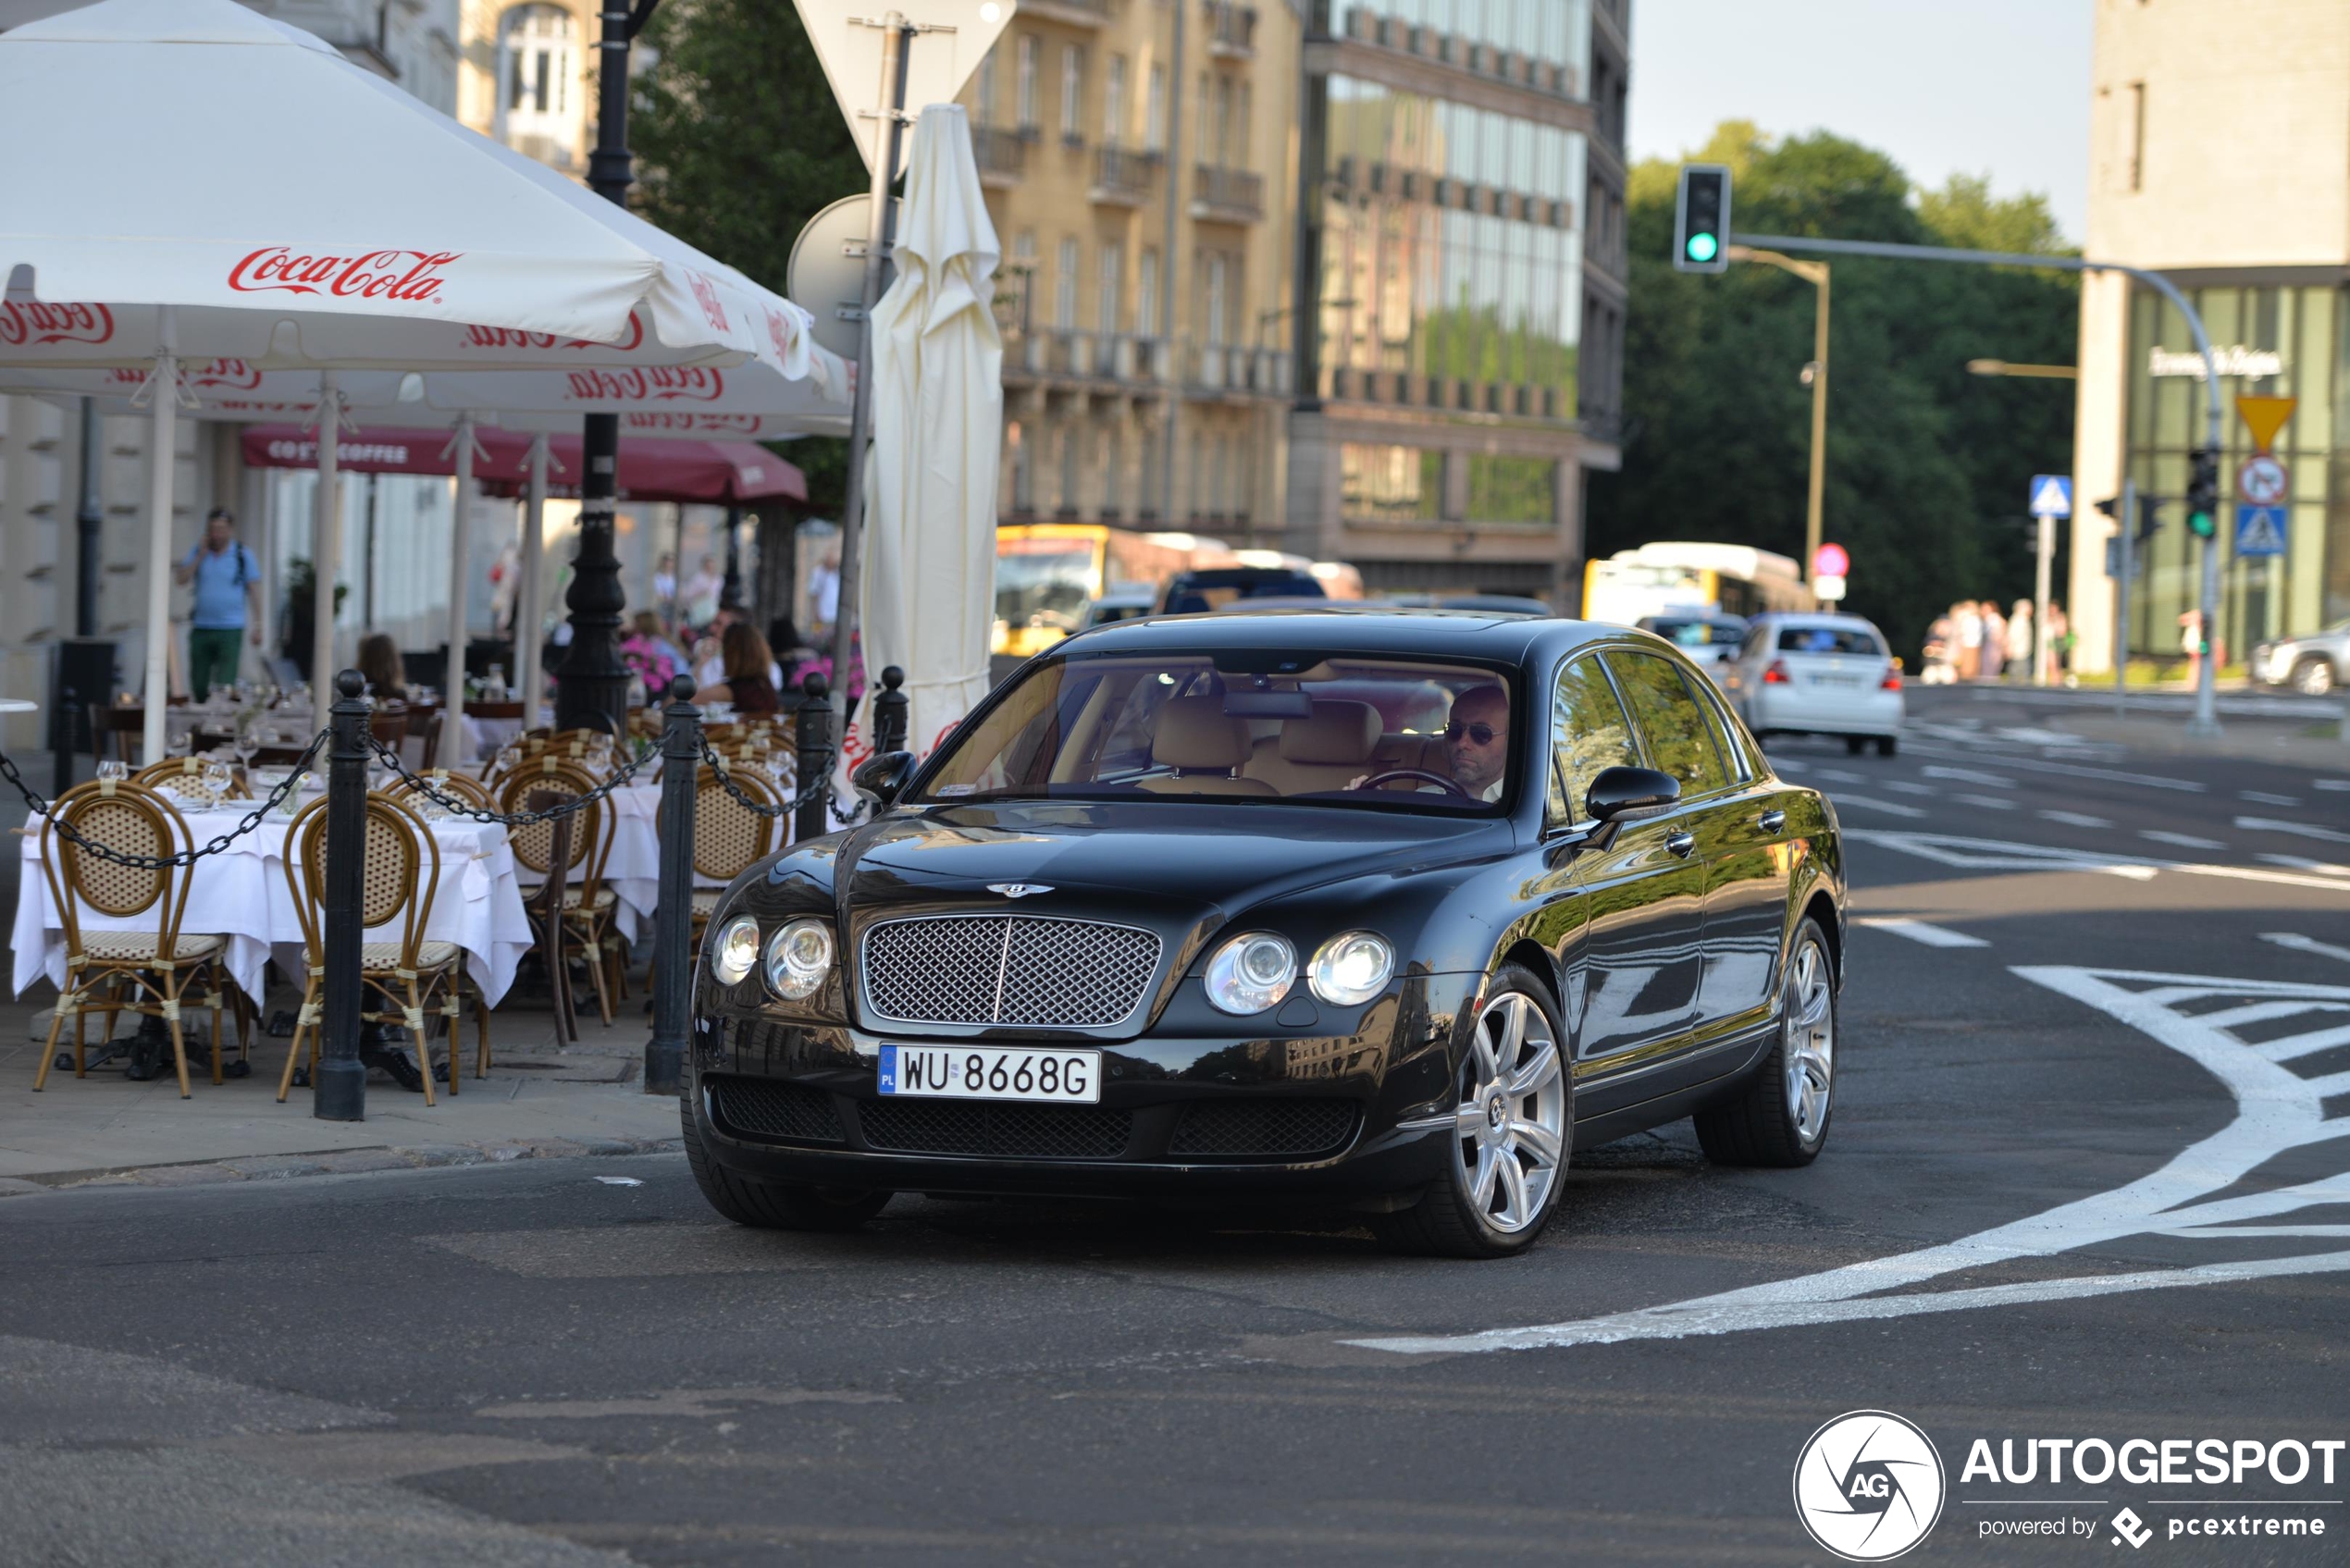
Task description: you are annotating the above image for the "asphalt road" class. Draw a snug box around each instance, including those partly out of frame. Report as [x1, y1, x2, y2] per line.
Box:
[5, 685, 2348, 1567]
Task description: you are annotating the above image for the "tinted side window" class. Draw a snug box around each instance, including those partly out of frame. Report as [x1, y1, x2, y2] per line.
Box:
[1547, 656, 1644, 825]
[1605, 651, 1730, 796]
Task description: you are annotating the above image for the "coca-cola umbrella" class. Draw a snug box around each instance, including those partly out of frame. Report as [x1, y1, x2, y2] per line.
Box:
[238, 426, 810, 507]
[0, 0, 849, 759]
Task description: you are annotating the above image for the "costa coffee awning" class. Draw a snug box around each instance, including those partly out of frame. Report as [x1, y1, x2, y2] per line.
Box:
[240, 424, 806, 506]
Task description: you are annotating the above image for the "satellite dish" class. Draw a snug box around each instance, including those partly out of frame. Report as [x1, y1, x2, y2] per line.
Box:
[787, 194, 897, 364]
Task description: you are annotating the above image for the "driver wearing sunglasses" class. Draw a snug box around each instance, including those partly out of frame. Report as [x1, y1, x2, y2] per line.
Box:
[1345, 684, 1510, 800]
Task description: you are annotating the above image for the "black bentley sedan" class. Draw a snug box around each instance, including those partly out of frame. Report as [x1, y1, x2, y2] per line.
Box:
[686, 609, 1845, 1257]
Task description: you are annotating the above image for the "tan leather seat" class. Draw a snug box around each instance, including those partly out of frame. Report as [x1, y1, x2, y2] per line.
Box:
[1135, 696, 1277, 796]
[1244, 699, 1381, 794]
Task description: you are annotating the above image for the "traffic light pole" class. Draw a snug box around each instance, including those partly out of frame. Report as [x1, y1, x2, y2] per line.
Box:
[2114, 478, 2134, 719]
[1725, 246, 1828, 594]
[1730, 232, 2226, 735]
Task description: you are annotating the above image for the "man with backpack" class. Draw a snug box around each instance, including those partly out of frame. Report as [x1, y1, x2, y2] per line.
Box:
[173, 507, 262, 700]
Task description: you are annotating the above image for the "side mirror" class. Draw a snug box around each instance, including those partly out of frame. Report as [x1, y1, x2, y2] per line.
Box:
[1586, 765, 1680, 823]
[852, 749, 918, 808]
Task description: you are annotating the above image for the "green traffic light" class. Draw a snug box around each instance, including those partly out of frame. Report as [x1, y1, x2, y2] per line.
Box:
[2188, 512, 2215, 538]
[1685, 232, 1719, 264]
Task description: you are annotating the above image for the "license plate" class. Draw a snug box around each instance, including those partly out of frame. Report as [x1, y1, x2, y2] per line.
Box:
[878, 1044, 1103, 1104]
[1810, 673, 1861, 687]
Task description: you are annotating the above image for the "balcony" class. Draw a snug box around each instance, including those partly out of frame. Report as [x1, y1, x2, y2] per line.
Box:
[972, 126, 1030, 188]
[1018, 0, 1109, 26]
[1088, 145, 1159, 207]
[1184, 342, 1292, 398]
[1205, 0, 1255, 58]
[1190, 164, 1264, 223]
[1002, 327, 1172, 390]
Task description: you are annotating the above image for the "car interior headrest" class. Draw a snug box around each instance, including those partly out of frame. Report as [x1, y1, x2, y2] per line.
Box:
[1153, 695, 1250, 771]
[1279, 699, 1380, 765]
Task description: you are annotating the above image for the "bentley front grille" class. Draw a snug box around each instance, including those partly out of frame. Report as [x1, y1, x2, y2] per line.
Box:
[860, 915, 1162, 1028]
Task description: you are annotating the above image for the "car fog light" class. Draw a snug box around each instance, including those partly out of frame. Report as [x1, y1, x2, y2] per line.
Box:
[1308, 931, 1393, 1006]
[763, 917, 835, 1000]
[711, 915, 761, 986]
[1205, 931, 1296, 1014]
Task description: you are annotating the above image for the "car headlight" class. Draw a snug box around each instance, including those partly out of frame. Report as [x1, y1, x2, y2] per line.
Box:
[711, 915, 761, 986]
[763, 917, 835, 1000]
[1308, 931, 1394, 1006]
[1205, 931, 1296, 1015]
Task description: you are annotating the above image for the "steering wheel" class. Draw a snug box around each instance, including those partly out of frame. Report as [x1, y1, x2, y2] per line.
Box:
[1354, 767, 1469, 798]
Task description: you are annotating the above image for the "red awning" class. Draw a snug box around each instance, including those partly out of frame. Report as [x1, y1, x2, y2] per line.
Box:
[240, 424, 807, 505]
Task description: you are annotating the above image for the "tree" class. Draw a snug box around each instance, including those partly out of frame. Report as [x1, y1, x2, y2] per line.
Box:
[1589, 124, 2077, 655]
[631, 0, 864, 514]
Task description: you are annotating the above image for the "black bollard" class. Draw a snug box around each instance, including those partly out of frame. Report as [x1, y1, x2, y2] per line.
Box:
[873, 665, 909, 756]
[645, 674, 699, 1096]
[793, 670, 831, 846]
[315, 670, 369, 1121]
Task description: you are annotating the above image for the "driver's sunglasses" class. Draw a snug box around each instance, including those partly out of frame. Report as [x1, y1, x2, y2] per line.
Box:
[1444, 720, 1498, 746]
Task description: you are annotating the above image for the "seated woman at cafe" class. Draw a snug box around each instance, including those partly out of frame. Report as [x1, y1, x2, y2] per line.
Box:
[357, 633, 408, 701]
[692, 622, 780, 715]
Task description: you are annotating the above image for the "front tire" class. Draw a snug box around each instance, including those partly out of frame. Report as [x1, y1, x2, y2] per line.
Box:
[1373, 965, 1571, 1258]
[1694, 919, 1836, 1167]
[2294, 658, 2335, 697]
[1875, 735, 1898, 757]
[1844, 735, 1866, 755]
[682, 1090, 892, 1230]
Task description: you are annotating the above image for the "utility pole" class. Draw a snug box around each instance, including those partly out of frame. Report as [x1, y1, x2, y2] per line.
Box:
[559, 0, 660, 738]
[1726, 245, 1828, 594]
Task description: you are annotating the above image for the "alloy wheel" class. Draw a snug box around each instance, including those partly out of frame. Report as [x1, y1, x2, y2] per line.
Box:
[1782, 940, 1835, 1142]
[1451, 990, 1566, 1233]
[2295, 661, 2335, 696]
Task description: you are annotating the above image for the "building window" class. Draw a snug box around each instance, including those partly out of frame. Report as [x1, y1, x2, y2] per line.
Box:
[2127, 80, 2146, 192]
[1340, 444, 1444, 524]
[1056, 237, 1080, 330]
[1016, 34, 1038, 129]
[1104, 54, 1127, 145]
[1467, 454, 1555, 524]
[1204, 253, 1228, 345]
[1058, 426, 1081, 515]
[1145, 63, 1168, 152]
[1007, 420, 1032, 513]
[1137, 249, 1160, 338]
[1213, 76, 1234, 165]
[1195, 73, 1212, 162]
[1103, 426, 1123, 514]
[1060, 44, 1084, 142]
[975, 45, 997, 126]
[1098, 242, 1123, 338]
[496, 5, 576, 160]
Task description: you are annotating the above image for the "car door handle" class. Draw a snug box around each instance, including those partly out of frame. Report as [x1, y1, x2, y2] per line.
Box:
[1665, 831, 1697, 859]
[1758, 809, 1786, 833]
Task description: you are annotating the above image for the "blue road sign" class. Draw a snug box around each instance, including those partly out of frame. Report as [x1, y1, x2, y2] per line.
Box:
[2029, 475, 2073, 517]
[2235, 505, 2287, 557]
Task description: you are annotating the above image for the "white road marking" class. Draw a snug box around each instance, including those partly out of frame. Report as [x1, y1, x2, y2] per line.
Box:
[1814, 769, 1866, 785]
[1825, 793, 1925, 819]
[1854, 917, 1988, 948]
[1953, 793, 2017, 811]
[1906, 742, 2206, 793]
[2038, 810, 2112, 828]
[2237, 816, 2350, 846]
[2314, 780, 2350, 793]
[1923, 765, 2016, 788]
[592, 1177, 643, 1187]
[1881, 781, 1937, 796]
[2242, 791, 2303, 807]
[2142, 830, 2224, 850]
[2261, 932, 2350, 967]
[2257, 854, 2350, 876]
[1849, 830, 2350, 893]
[1349, 965, 2350, 1355]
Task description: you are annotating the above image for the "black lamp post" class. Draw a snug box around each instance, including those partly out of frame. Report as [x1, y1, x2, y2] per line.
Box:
[556, 0, 661, 736]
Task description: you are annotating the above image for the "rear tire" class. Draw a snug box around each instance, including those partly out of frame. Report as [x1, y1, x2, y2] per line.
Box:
[682, 1090, 892, 1230]
[1372, 964, 1571, 1259]
[1875, 735, 1898, 758]
[1844, 735, 1866, 755]
[1694, 919, 1835, 1168]
[2293, 659, 2335, 697]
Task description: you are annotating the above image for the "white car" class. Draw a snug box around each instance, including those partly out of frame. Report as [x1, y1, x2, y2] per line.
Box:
[1722, 612, 1905, 755]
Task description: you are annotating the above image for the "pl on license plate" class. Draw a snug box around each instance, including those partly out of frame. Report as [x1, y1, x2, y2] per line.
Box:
[878, 1044, 1103, 1104]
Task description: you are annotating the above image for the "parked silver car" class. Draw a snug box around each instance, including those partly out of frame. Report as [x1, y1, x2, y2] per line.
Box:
[2250, 620, 2350, 696]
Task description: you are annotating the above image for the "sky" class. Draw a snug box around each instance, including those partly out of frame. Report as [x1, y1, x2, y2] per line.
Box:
[1627, 0, 2094, 242]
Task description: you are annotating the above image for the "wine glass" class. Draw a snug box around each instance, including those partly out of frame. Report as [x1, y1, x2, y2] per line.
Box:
[201, 759, 233, 804]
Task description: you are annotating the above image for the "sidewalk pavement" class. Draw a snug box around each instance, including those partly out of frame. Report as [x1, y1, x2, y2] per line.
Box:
[0, 983, 682, 1192]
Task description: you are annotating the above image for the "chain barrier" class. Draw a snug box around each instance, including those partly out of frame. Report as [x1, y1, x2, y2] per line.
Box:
[0, 728, 332, 870]
[363, 733, 659, 826]
[696, 735, 866, 824]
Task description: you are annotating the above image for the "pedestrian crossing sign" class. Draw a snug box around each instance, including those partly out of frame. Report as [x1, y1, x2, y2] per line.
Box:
[2028, 475, 2072, 516]
[2234, 505, 2287, 557]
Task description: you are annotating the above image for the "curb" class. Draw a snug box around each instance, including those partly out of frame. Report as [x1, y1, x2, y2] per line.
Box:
[0, 1133, 686, 1194]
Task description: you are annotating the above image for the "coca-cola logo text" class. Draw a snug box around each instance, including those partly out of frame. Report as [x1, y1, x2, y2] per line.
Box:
[563, 366, 726, 403]
[228, 247, 460, 302]
[686, 270, 730, 334]
[0, 301, 116, 347]
[762, 307, 797, 364]
[623, 413, 761, 434]
[461, 310, 644, 353]
[185, 359, 263, 391]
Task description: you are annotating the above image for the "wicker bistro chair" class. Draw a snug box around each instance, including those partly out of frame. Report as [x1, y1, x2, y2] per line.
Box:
[31, 780, 244, 1098]
[496, 759, 625, 1026]
[276, 792, 489, 1106]
[131, 755, 254, 805]
[392, 768, 495, 814]
[690, 761, 785, 960]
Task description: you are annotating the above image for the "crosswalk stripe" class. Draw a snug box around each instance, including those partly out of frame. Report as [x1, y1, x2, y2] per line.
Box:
[2237, 816, 2350, 846]
[2038, 810, 2111, 828]
[2142, 829, 2224, 850]
[1854, 917, 1988, 949]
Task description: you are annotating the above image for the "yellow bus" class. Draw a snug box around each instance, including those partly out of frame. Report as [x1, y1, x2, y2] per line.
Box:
[1582, 541, 1812, 627]
[993, 525, 1236, 658]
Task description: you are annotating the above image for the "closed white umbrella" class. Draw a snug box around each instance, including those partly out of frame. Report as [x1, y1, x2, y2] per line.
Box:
[0, 0, 839, 759]
[847, 105, 1002, 771]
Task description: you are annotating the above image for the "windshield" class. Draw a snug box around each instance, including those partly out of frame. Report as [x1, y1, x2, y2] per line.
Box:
[995, 548, 1095, 631]
[912, 651, 1517, 812]
[1649, 617, 1745, 647]
[1164, 574, 1327, 613]
[1777, 625, 1886, 656]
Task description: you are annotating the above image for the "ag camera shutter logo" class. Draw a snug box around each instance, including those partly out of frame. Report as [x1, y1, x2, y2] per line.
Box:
[1793, 1410, 1948, 1561]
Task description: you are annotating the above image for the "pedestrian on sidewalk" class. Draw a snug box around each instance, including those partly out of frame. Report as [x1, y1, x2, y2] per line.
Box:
[1979, 599, 2007, 681]
[1954, 600, 1984, 681]
[2005, 599, 2034, 682]
[172, 508, 262, 701]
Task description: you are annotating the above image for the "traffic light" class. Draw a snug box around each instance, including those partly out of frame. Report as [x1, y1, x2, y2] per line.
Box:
[2138, 498, 2164, 542]
[2185, 447, 2219, 538]
[1674, 165, 1731, 274]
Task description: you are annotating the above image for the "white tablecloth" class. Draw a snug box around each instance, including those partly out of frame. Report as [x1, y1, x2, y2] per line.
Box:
[14, 802, 535, 1007]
